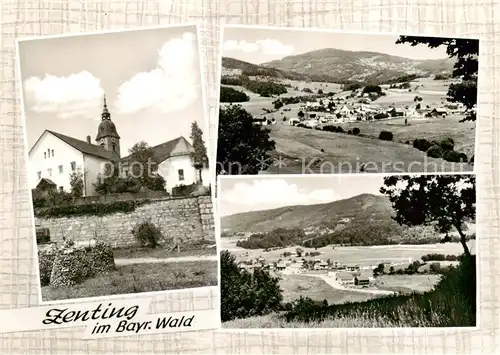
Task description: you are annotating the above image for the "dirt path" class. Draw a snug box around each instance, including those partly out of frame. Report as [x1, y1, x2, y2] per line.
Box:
[115, 255, 218, 265]
[304, 273, 395, 296]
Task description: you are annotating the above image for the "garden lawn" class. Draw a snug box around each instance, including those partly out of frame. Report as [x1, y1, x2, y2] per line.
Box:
[113, 246, 217, 259]
[41, 260, 218, 301]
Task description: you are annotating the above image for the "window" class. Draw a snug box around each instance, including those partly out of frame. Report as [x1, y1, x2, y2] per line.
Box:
[47, 168, 52, 177]
[178, 169, 185, 181]
[58, 165, 63, 174]
[112, 143, 116, 151]
[100, 142, 105, 148]
[37, 171, 41, 180]
[44, 152, 46, 159]
[51, 149, 54, 157]
[70, 162, 76, 171]
[47, 149, 50, 157]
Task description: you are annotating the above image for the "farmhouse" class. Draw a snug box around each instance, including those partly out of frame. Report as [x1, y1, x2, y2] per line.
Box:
[335, 272, 355, 285]
[28, 97, 208, 196]
[431, 108, 448, 117]
[253, 117, 268, 125]
[283, 263, 302, 275]
[276, 261, 287, 271]
[355, 274, 371, 287]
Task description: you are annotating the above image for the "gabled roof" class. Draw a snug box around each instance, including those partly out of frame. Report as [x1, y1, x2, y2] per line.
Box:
[336, 272, 354, 280]
[120, 136, 194, 164]
[32, 130, 120, 161]
[36, 178, 57, 189]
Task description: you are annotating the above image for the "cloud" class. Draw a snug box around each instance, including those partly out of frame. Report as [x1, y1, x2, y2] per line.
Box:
[23, 71, 104, 119]
[115, 32, 200, 115]
[221, 179, 336, 208]
[223, 39, 294, 57]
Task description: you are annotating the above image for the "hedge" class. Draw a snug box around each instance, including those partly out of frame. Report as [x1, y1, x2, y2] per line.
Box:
[38, 245, 58, 286]
[49, 241, 115, 287]
[172, 183, 198, 197]
[35, 200, 152, 218]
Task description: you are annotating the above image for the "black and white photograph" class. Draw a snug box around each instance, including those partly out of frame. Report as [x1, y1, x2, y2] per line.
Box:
[219, 174, 476, 328]
[18, 25, 217, 302]
[216, 26, 478, 175]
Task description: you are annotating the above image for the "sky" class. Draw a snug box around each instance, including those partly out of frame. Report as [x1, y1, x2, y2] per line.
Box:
[222, 27, 449, 64]
[19, 25, 208, 157]
[218, 175, 385, 217]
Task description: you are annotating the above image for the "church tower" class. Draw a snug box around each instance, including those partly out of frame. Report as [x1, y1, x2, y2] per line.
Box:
[95, 95, 121, 158]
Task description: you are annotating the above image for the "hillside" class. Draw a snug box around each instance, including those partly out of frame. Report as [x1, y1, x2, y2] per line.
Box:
[221, 57, 338, 83]
[261, 48, 455, 84]
[221, 193, 396, 233]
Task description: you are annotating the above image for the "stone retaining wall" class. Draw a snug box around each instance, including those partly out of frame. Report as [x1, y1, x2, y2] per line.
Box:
[35, 196, 215, 248]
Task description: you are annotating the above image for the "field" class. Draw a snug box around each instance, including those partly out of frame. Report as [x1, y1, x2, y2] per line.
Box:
[279, 274, 379, 304]
[261, 124, 473, 174]
[221, 240, 476, 267]
[339, 115, 476, 153]
[374, 274, 442, 294]
[41, 260, 218, 301]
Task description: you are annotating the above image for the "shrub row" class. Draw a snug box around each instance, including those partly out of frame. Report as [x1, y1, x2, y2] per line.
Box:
[171, 183, 198, 197]
[35, 200, 152, 218]
[413, 137, 469, 162]
[321, 125, 361, 136]
[421, 253, 463, 262]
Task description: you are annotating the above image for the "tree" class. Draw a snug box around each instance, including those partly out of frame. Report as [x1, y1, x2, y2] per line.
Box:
[396, 36, 478, 121]
[69, 171, 84, 197]
[296, 247, 303, 257]
[380, 175, 475, 259]
[190, 121, 209, 183]
[127, 141, 165, 191]
[217, 105, 276, 175]
[298, 110, 305, 118]
[220, 250, 283, 322]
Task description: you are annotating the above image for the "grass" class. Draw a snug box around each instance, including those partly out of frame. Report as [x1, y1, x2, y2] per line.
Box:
[41, 260, 218, 301]
[279, 274, 379, 304]
[222, 312, 407, 328]
[373, 274, 442, 294]
[263, 124, 473, 174]
[339, 116, 476, 154]
[113, 246, 217, 259]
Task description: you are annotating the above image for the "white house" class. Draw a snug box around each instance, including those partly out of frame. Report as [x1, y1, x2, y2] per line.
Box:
[29, 96, 209, 196]
[28, 129, 119, 197]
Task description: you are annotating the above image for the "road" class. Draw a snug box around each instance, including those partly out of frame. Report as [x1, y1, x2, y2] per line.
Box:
[303, 273, 395, 296]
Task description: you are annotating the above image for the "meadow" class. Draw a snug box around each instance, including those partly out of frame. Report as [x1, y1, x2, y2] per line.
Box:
[279, 274, 379, 304]
[41, 260, 218, 301]
[339, 115, 476, 153]
[263, 124, 473, 174]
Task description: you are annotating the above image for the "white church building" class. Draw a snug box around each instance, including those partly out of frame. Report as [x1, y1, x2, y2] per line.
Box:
[28, 97, 210, 196]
